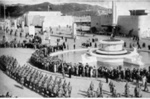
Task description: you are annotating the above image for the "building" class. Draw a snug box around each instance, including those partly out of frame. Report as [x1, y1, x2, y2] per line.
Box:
[91, 14, 112, 31]
[74, 16, 91, 31]
[25, 11, 62, 26]
[73, 14, 112, 32]
[117, 9, 150, 38]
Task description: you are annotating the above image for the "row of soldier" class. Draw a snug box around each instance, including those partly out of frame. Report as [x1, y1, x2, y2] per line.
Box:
[0, 55, 72, 97]
[87, 81, 143, 98]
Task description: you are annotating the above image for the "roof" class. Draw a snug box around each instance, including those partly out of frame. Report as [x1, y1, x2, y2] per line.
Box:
[27, 11, 62, 16]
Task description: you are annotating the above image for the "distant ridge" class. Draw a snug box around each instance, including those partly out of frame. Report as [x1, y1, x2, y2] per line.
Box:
[0, 2, 112, 18]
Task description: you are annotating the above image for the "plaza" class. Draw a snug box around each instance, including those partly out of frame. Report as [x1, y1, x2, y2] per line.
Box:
[1, 0, 150, 98]
[0, 28, 150, 97]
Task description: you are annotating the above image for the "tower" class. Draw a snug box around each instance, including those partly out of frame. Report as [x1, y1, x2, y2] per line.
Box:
[111, 1, 117, 39]
[112, 1, 116, 26]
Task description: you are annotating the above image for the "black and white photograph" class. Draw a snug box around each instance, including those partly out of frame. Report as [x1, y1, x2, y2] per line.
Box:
[0, 0, 150, 98]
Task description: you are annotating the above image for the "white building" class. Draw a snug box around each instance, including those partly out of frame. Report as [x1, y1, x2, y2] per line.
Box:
[117, 10, 150, 38]
[25, 11, 62, 26]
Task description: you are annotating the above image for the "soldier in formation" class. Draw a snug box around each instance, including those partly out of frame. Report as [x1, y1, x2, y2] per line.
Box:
[125, 82, 130, 97]
[87, 82, 95, 97]
[134, 84, 142, 97]
[96, 81, 103, 97]
[0, 55, 72, 98]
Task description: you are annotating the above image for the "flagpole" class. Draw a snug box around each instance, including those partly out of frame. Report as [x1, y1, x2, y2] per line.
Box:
[4, 4, 6, 36]
[48, 5, 49, 11]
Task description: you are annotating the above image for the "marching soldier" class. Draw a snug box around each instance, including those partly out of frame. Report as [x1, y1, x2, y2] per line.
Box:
[96, 81, 103, 97]
[112, 89, 117, 97]
[87, 82, 95, 97]
[20, 75, 25, 89]
[68, 82, 72, 97]
[134, 84, 142, 97]
[52, 83, 59, 97]
[125, 82, 130, 97]
[47, 81, 53, 97]
[109, 81, 113, 93]
[57, 86, 63, 97]
[63, 80, 68, 96]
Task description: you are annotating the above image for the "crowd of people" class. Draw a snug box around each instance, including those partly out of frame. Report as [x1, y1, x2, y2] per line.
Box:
[0, 55, 72, 97]
[0, 33, 43, 49]
[30, 47, 150, 84]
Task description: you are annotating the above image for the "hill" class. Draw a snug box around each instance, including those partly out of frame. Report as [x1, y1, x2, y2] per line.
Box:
[0, 2, 112, 18]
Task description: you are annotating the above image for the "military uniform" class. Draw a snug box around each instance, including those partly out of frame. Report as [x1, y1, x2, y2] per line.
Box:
[125, 82, 130, 97]
[97, 81, 103, 97]
[57, 86, 63, 97]
[109, 81, 113, 93]
[87, 82, 95, 97]
[67, 82, 72, 97]
[134, 84, 142, 97]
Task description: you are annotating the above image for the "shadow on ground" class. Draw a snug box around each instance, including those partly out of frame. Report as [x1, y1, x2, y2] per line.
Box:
[14, 84, 23, 89]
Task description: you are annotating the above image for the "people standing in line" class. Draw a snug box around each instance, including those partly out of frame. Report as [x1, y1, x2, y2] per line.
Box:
[82, 66, 85, 77]
[90, 67, 93, 77]
[143, 76, 149, 92]
[79, 63, 83, 77]
[142, 75, 146, 86]
[105, 69, 109, 83]
[68, 65, 72, 78]
[54, 63, 57, 73]
[76, 64, 79, 76]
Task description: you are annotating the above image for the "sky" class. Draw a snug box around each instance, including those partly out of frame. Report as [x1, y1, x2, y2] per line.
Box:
[1, 0, 150, 15]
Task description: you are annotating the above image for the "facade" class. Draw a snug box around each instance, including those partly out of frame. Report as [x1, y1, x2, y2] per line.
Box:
[43, 15, 73, 31]
[74, 16, 91, 31]
[117, 10, 150, 38]
[91, 14, 112, 31]
[74, 15, 112, 32]
[25, 11, 62, 26]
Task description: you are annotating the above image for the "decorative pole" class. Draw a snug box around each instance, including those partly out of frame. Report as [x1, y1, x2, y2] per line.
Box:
[4, 4, 6, 35]
[48, 5, 49, 11]
[111, 0, 116, 40]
